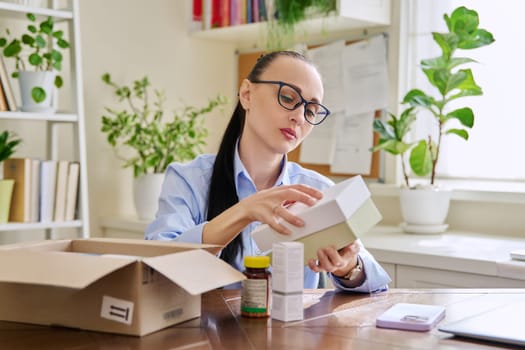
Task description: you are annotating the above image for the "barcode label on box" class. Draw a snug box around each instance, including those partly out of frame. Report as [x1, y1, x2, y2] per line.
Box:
[163, 307, 183, 320]
[101, 295, 134, 325]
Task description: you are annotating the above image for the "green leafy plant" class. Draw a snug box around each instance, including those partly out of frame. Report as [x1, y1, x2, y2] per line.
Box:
[101, 73, 227, 178]
[0, 130, 22, 163]
[267, 0, 336, 50]
[0, 13, 70, 103]
[371, 6, 495, 188]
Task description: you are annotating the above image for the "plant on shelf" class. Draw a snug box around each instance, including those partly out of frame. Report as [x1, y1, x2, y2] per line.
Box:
[100, 73, 227, 178]
[0, 13, 70, 109]
[0, 130, 21, 164]
[371, 6, 495, 189]
[266, 0, 336, 50]
[0, 130, 22, 223]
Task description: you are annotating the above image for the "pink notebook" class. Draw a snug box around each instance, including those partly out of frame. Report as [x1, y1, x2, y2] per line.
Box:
[376, 303, 446, 332]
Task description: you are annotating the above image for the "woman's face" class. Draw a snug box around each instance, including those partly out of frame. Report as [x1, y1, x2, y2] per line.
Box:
[239, 55, 325, 156]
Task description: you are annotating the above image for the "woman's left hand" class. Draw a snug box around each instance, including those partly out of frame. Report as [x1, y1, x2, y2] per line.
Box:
[307, 241, 360, 277]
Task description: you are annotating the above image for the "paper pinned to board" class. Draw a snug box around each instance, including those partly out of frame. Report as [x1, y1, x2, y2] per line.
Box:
[342, 35, 389, 115]
[299, 35, 388, 173]
[330, 111, 375, 174]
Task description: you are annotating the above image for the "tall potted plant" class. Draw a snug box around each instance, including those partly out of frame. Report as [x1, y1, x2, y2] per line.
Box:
[101, 73, 227, 220]
[0, 130, 22, 223]
[371, 6, 495, 233]
[0, 13, 69, 112]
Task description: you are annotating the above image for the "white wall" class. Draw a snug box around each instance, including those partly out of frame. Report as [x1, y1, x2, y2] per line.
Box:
[79, 0, 236, 236]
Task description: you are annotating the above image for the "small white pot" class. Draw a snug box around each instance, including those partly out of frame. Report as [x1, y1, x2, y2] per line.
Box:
[18, 71, 56, 112]
[133, 173, 165, 221]
[399, 186, 452, 234]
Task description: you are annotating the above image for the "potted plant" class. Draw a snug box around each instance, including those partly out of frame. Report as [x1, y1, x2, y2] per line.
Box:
[0, 13, 69, 112]
[371, 6, 495, 233]
[100, 73, 227, 220]
[266, 0, 336, 50]
[0, 130, 22, 223]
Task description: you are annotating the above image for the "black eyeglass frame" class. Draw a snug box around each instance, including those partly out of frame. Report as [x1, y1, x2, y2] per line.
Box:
[250, 79, 331, 125]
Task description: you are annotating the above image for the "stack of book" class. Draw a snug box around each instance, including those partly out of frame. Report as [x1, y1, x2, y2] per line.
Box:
[194, 0, 270, 31]
[3, 158, 80, 223]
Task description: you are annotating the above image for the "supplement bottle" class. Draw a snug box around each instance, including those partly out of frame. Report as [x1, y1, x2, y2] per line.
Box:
[241, 256, 271, 317]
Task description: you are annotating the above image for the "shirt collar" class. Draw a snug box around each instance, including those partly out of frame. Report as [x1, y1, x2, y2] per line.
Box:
[233, 139, 290, 191]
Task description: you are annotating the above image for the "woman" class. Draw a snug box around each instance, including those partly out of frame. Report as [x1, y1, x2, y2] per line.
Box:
[145, 51, 390, 292]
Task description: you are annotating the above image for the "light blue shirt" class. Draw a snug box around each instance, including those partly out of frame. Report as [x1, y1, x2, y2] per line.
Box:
[145, 147, 391, 292]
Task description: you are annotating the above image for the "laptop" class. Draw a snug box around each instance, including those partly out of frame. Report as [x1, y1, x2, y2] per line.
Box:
[438, 302, 525, 347]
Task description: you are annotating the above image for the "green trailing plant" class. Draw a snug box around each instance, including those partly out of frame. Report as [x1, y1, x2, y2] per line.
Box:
[101, 73, 227, 178]
[0, 130, 21, 163]
[0, 13, 69, 103]
[371, 6, 495, 188]
[267, 0, 336, 50]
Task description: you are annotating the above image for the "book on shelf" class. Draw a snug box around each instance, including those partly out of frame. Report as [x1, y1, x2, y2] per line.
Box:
[29, 159, 41, 222]
[0, 78, 8, 112]
[39, 160, 58, 223]
[64, 162, 80, 221]
[53, 160, 70, 222]
[3, 158, 32, 222]
[220, 0, 230, 27]
[0, 55, 16, 111]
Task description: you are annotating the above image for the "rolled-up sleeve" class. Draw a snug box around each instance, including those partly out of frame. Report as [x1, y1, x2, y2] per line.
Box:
[144, 158, 212, 244]
[329, 245, 391, 293]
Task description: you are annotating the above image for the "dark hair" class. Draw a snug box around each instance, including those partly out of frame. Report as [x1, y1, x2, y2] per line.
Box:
[207, 51, 313, 265]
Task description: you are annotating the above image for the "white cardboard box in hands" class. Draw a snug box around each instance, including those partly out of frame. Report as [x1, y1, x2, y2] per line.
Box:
[251, 175, 382, 264]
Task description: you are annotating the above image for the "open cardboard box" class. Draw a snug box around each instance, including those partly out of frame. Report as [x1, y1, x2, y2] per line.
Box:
[252, 175, 382, 264]
[0, 238, 245, 336]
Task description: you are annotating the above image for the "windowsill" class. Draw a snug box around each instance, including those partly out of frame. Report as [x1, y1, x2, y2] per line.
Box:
[363, 225, 525, 281]
[368, 180, 525, 204]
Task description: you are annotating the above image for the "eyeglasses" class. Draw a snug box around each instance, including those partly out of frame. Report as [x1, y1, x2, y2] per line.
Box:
[250, 80, 331, 125]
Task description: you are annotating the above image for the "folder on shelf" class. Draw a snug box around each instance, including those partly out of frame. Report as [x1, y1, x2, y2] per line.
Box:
[3, 158, 32, 222]
[64, 162, 80, 221]
[29, 159, 40, 222]
[53, 160, 69, 222]
[39, 160, 58, 223]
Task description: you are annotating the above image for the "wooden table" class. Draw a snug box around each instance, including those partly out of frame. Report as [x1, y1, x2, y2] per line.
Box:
[1, 289, 524, 349]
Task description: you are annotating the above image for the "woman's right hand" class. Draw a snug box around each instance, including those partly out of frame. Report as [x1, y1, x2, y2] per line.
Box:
[238, 184, 323, 235]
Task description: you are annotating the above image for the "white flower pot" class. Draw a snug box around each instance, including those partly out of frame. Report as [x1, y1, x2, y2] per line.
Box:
[399, 186, 452, 234]
[18, 71, 56, 113]
[133, 173, 164, 221]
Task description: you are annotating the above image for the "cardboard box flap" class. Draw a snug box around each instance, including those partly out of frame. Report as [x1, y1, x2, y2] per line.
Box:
[0, 250, 136, 289]
[143, 249, 246, 295]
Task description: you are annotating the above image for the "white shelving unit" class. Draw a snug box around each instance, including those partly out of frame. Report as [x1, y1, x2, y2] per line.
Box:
[190, 0, 391, 49]
[0, 0, 89, 238]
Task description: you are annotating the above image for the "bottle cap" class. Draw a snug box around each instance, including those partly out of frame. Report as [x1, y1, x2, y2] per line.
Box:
[244, 255, 270, 268]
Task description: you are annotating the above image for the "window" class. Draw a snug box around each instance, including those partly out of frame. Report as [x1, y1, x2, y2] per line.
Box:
[404, 0, 525, 191]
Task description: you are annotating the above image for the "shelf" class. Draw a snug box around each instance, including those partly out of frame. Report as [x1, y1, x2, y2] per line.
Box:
[0, 2, 72, 20]
[0, 0, 90, 240]
[190, 0, 391, 49]
[0, 111, 78, 122]
[0, 220, 82, 231]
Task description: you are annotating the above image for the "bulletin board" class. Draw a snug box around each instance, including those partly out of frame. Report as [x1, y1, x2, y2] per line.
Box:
[237, 44, 381, 179]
